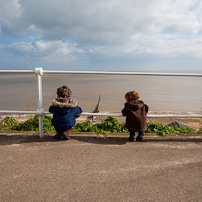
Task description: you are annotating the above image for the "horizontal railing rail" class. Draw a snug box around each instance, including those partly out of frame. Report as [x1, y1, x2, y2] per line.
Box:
[0, 70, 35, 74]
[0, 67, 202, 138]
[1, 110, 202, 118]
[43, 71, 202, 77]
[1, 69, 202, 77]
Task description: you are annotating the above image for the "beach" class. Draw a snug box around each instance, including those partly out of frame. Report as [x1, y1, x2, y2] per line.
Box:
[0, 73, 202, 130]
[0, 73, 202, 113]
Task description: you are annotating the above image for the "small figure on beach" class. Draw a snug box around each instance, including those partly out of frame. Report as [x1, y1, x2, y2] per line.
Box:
[49, 85, 82, 140]
[122, 90, 149, 142]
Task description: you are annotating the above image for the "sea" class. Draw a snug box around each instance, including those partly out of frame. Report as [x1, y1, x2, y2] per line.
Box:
[0, 73, 202, 115]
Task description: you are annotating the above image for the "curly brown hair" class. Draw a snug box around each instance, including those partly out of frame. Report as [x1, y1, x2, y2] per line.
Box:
[125, 90, 140, 101]
[57, 86, 72, 98]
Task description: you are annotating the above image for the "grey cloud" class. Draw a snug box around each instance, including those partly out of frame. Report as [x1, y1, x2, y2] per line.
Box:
[1, 0, 202, 71]
[1, 0, 202, 45]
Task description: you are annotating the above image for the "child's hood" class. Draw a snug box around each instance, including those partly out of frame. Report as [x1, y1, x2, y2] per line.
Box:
[52, 98, 78, 108]
[126, 100, 145, 110]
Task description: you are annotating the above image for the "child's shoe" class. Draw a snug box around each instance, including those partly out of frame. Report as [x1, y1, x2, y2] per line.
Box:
[54, 133, 62, 139]
[62, 131, 70, 140]
[128, 136, 135, 142]
[136, 136, 143, 142]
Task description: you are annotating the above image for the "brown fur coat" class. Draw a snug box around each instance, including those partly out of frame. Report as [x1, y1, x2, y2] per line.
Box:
[122, 100, 149, 132]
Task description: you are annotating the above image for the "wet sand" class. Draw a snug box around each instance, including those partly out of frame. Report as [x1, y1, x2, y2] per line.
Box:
[1, 73, 202, 114]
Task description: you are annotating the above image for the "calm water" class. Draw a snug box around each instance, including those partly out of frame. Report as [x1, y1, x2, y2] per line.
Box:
[0, 73, 202, 114]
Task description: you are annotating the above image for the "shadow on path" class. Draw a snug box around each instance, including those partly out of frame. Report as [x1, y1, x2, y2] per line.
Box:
[0, 133, 201, 146]
[0, 134, 128, 146]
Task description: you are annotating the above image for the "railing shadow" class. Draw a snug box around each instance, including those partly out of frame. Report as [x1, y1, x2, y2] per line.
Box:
[70, 136, 128, 145]
[0, 134, 57, 146]
[0, 133, 128, 146]
[0, 132, 201, 146]
[143, 138, 202, 143]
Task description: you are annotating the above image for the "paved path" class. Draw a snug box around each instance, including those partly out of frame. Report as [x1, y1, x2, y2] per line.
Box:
[0, 132, 202, 201]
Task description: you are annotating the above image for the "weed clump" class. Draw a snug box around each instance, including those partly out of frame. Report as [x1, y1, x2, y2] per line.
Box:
[0, 115, 201, 136]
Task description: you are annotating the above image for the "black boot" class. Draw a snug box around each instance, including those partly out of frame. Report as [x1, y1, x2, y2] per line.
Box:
[128, 136, 135, 142]
[136, 136, 143, 142]
[54, 133, 63, 139]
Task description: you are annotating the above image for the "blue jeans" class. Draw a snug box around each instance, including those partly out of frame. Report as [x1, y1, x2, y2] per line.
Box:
[129, 131, 144, 137]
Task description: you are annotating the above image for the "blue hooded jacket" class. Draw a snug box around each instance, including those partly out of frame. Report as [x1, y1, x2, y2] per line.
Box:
[49, 98, 82, 132]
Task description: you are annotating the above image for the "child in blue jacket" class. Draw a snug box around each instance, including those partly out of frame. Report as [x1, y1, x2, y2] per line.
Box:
[49, 85, 82, 140]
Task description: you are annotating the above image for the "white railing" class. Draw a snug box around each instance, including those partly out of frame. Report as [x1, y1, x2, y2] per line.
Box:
[0, 67, 202, 138]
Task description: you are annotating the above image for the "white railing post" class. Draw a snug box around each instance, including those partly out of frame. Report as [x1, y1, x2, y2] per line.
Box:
[35, 67, 44, 138]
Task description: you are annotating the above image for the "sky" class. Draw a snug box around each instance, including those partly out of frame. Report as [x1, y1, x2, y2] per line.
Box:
[0, 0, 202, 72]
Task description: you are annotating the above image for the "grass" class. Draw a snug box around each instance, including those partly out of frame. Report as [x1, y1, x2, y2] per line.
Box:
[0, 115, 201, 137]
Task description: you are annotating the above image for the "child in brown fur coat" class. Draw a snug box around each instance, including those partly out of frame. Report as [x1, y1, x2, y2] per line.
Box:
[122, 90, 149, 142]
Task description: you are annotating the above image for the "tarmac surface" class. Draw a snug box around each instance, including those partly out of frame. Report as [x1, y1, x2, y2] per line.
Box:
[0, 132, 202, 202]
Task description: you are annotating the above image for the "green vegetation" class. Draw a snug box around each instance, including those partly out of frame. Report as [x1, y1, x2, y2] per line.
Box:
[0, 115, 201, 137]
[146, 122, 197, 137]
[71, 116, 128, 135]
[0, 115, 55, 132]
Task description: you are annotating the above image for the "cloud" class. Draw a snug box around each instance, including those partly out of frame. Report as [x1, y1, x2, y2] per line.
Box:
[0, 0, 202, 70]
[2, 39, 85, 63]
[2, 0, 202, 43]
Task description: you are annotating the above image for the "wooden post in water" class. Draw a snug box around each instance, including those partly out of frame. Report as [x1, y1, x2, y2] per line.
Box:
[88, 95, 101, 121]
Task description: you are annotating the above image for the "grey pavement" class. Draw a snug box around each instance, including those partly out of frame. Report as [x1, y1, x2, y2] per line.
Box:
[0, 132, 202, 202]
